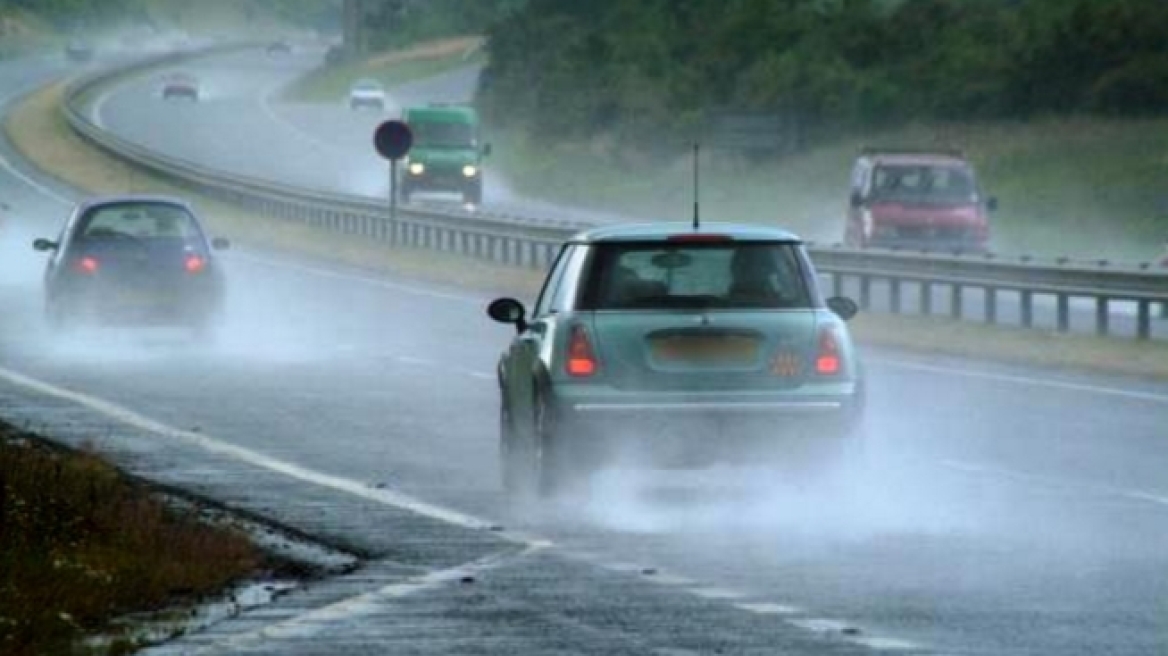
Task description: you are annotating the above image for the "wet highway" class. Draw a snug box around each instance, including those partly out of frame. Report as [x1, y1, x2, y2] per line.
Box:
[1, 49, 1167, 655]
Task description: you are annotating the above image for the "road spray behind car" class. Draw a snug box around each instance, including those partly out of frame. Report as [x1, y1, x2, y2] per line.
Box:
[400, 104, 491, 205]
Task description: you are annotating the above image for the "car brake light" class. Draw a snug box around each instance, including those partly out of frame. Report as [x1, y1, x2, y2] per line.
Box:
[185, 255, 206, 274]
[667, 234, 734, 243]
[566, 325, 599, 377]
[816, 327, 842, 376]
[75, 256, 99, 274]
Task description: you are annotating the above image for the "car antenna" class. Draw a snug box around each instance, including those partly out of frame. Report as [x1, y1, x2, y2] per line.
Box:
[692, 142, 701, 231]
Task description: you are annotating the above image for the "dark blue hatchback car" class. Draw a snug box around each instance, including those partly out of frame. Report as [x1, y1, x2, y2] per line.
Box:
[33, 196, 229, 333]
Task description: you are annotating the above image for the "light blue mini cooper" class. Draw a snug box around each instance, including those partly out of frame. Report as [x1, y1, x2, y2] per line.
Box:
[488, 223, 864, 497]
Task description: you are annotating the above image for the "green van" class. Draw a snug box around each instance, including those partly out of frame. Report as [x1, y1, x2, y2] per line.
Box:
[400, 104, 491, 205]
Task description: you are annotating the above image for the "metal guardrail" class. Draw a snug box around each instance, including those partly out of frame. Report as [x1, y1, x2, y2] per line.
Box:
[60, 50, 1168, 340]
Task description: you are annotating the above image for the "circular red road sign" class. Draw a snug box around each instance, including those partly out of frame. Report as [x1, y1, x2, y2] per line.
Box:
[374, 120, 413, 160]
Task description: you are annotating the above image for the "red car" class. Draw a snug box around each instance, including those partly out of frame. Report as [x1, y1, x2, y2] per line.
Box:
[845, 149, 997, 252]
[161, 73, 200, 102]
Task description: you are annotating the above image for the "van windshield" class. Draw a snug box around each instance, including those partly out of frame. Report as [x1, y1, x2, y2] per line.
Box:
[411, 121, 476, 148]
[871, 164, 978, 204]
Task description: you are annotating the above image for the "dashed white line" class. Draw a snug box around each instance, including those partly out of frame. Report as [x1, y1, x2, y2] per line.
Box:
[733, 602, 801, 615]
[233, 251, 483, 305]
[941, 459, 1168, 511]
[877, 357, 1168, 404]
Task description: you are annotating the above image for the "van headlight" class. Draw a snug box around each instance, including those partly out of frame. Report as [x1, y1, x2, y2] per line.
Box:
[462, 165, 479, 178]
[408, 162, 425, 176]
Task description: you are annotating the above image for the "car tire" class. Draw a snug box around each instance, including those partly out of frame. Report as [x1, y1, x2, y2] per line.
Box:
[502, 388, 576, 500]
[45, 299, 74, 335]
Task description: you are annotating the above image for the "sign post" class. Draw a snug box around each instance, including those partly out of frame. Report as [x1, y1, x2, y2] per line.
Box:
[373, 120, 414, 231]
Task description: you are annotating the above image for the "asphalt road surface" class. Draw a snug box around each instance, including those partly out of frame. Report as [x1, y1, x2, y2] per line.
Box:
[2, 51, 1167, 655]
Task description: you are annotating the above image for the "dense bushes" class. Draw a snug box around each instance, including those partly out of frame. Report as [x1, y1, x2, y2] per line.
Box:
[478, 0, 1168, 152]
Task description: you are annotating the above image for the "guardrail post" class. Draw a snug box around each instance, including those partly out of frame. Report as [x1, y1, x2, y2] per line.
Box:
[985, 287, 998, 325]
[1020, 290, 1033, 328]
[1057, 295, 1070, 332]
[951, 284, 963, 320]
[890, 279, 902, 314]
[1138, 300, 1152, 340]
[920, 281, 932, 316]
[832, 272, 843, 299]
[859, 276, 872, 310]
[1095, 297, 1110, 336]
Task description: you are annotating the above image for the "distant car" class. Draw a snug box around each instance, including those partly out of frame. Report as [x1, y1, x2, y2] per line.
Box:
[266, 40, 292, 56]
[348, 78, 386, 110]
[64, 40, 94, 63]
[32, 196, 229, 333]
[161, 73, 200, 101]
[845, 149, 997, 252]
[488, 222, 865, 497]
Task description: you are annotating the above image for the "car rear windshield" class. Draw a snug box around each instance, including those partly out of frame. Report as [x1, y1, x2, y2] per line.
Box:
[580, 242, 814, 311]
[77, 203, 204, 242]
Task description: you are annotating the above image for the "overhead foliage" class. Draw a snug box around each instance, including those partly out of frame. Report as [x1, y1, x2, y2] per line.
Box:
[478, 0, 1168, 152]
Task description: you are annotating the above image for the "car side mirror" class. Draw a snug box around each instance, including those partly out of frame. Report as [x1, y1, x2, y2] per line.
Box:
[32, 238, 58, 252]
[849, 191, 864, 208]
[826, 296, 859, 321]
[488, 297, 527, 332]
[482, 143, 493, 157]
[986, 196, 999, 212]
[211, 237, 231, 251]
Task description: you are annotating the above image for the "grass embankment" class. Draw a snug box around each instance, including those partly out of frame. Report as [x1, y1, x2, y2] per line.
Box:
[281, 36, 486, 104]
[0, 427, 259, 656]
[5, 61, 1168, 380]
[493, 119, 1168, 262]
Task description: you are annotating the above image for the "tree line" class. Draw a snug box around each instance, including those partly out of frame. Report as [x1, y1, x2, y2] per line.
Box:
[475, 0, 1168, 153]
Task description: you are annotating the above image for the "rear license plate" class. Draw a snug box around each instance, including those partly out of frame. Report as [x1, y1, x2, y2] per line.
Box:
[651, 335, 759, 365]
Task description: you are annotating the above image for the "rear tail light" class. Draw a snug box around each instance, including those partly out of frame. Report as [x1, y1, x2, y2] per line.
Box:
[185, 255, 206, 274]
[565, 324, 599, 377]
[815, 326, 843, 376]
[74, 256, 99, 275]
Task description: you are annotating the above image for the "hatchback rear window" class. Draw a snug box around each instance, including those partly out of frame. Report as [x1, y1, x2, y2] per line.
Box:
[580, 242, 813, 310]
[78, 203, 203, 241]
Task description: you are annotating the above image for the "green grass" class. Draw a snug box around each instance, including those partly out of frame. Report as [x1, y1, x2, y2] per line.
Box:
[492, 118, 1168, 263]
[282, 37, 486, 104]
[0, 428, 261, 656]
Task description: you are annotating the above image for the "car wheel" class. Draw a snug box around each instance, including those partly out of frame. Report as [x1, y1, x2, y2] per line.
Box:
[45, 299, 73, 335]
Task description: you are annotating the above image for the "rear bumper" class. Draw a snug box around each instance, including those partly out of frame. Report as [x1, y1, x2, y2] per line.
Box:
[550, 383, 863, 441]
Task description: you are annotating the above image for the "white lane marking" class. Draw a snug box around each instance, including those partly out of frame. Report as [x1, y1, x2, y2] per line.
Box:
[181, 545, 544, 654]
[686, 587, 746, 601]
[0, 150, 71, 205]
[788, 618, 855, 633]
[852, 636, 924, 652]
[734, 602, 801, 615]
[232, 251, 483, 305]
[258, 77, 357, 157]
[876, 357, 1168, 405]
[0, 365, 527, 538]
[941, 460, 1168, 510]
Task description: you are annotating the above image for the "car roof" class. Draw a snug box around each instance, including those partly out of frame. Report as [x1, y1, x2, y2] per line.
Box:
[404, 104, 478, 122]
[863, 152, 970, 167]
[75, 195, 197, 214]
[352, 78, 383, 88]
[570, 222, 803, 244]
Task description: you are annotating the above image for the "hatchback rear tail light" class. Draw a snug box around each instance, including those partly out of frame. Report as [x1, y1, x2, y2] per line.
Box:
[185, 255, 206, 274]
[566, 324, 599, 377]
[815, 326, 843, 376]
[74, 256, 99, 275]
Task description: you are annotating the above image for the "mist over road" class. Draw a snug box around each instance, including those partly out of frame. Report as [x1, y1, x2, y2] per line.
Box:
[1, 49, 1166, 655]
